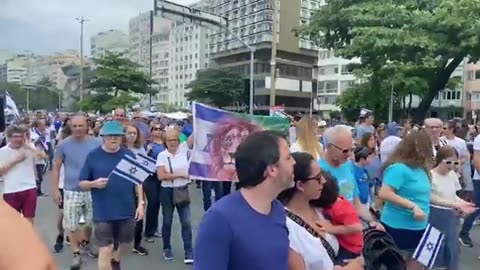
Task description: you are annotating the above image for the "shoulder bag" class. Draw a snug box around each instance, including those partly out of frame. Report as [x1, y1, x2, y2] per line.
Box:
[167, 157, 190, 206]
[285, 209, 337, 262]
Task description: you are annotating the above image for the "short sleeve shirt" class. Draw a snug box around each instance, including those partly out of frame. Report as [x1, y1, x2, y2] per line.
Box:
[156, 143, 190, 188]
[318, 159, 359, 203]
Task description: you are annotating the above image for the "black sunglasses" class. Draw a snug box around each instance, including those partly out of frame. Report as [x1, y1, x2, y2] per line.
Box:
[330, 143, 354, 154]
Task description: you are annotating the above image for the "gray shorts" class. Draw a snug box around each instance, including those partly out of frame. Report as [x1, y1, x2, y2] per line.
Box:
[93, 219, 135, 247]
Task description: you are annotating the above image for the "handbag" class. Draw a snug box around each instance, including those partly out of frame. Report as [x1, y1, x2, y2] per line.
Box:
[285, 209, 337, 262]
[167, 157, 190, 206]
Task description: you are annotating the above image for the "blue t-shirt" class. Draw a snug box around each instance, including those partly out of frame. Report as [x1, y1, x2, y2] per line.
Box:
[194, 191, 289, 270]
[79, 146, 136, 222]
[147, 142, 165, 160]
[319, 159, 359, 203]
[380, 163, 431, 230]
[55, 137, 102, 191]
[354, 164, 370, 204]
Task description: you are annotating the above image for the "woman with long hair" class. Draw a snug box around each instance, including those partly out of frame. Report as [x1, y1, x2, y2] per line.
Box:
[378, 130, 433, 270]
[290, 116, 323, 160]
[122, 124, 149, 256]
[278, 152, 363, 270]
[429, 146, 476, 270]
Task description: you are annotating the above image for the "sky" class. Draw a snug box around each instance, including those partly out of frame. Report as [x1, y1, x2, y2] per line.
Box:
[0, 0, 198, 55]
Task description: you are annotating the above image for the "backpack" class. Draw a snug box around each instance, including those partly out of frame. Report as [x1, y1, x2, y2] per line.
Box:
[362, 227, 406, 270]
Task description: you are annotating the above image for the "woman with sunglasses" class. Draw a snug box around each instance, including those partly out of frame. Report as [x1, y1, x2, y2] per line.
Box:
[429, 146, 476, 270]
[143, 122, 165, 243]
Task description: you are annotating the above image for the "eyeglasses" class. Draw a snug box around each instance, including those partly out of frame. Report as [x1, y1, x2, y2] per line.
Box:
[330, 143, 355, 154]
[152, 127, 162, 131]
[443, 160, 459, 165]
[305, 172, 323, 182]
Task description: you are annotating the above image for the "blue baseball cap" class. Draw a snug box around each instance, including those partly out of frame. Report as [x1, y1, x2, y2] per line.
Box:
[99, 121, 125, 136]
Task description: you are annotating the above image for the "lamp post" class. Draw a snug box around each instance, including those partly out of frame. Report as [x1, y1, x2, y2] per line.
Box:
[76, 16, 88, 101]
[310, 64, 319, 117]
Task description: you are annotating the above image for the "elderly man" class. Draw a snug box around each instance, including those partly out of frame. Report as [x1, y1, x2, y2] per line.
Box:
[319, 125, 383, 229]
[423, 118, 447, 156]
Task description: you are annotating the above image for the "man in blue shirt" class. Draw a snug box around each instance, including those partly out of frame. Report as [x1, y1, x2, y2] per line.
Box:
[319, 125, 383, 230]
[194, 131, 295, 270]
[79, 121, 144, 270]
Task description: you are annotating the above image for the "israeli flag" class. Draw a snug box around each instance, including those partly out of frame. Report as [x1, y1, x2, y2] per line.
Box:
[136, 153, 157, 174]
[412, 224, 444, 268]
[111, 155, 150, 185]
[5, 91, 20, 118]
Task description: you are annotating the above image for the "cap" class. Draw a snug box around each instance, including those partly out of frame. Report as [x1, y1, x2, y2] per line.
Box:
[99, 121, 125, 136]
[318, 120, 327, 127]
[359, 108, 373, 118]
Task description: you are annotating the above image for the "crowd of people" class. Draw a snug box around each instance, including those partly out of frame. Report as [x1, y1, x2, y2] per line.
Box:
[0, 107, 480, 270]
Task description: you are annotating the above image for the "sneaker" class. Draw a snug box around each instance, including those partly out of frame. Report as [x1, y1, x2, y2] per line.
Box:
[474, 219, 480, 226]
[459, 235, 474, 247]
[184, 252, 194, 264]
[53, 234, 64, 253]
[154, 232, 162, 238]
[66, 236, 71, 246]
[70, 252, 82, 270]
[111, 259, 121, 270]
[132, 245, 149, 256]
[80, 241, 98, 258]
[145, 237, 154, 243]
[163, 249, 173, 261]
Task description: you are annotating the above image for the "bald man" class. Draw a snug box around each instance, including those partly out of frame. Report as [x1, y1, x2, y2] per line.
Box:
[113, 108, 129, 127]
[0, 199, 57, 270]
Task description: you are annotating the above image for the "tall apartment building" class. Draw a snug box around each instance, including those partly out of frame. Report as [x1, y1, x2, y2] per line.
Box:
[315, 49, 359, 118]
[129, 11, 173, 106]
[90, 29, 129, 58]
[4, 53, 35, 84]
[169, 21, 211, 108]
[151, 32, 170, 105]
[31, 50, 83, 89]
[206, 0, 321, 112]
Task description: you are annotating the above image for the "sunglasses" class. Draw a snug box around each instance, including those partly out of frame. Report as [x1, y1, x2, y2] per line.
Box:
[330, 143, 355, 154]
[443, 160, 459, 166]
[152, 127, 162, 131]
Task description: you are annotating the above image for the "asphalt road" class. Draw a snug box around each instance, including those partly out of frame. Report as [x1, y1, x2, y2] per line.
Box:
[12, 172, 480, 269]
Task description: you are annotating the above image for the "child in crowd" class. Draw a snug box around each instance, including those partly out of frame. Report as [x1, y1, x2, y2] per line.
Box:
[353, 145, 375, 211]
[315, 175, 363, 264]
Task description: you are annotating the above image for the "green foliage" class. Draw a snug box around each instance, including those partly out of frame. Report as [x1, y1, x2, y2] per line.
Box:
[0, 79, 60, 111]
[185, 69, 246, 108]
[80, 52, 154, 112]
[296, 0, 480, 122]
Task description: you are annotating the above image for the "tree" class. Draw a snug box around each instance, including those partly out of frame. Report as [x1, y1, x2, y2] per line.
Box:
[185, 69, 246, 108]
[0, 79, 60, 112]
[80, 52, 155, 112]
[296, 0, 480, 123]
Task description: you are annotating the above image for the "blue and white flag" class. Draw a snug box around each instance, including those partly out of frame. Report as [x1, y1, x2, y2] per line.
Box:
[136, 153, 157, 174]
[112, 155, 150, 185]
[412, 224, 444, 268]
[5, 91, 20, 119]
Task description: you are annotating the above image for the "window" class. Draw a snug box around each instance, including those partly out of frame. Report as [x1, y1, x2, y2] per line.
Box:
[467, 70, 474, 80]
[475, 70, 480, 80]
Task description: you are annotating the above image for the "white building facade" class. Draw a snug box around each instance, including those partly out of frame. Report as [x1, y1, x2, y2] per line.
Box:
[151, 32, 170, 105]
[90, 29, 129, 58]
[169, 22, 211, 108]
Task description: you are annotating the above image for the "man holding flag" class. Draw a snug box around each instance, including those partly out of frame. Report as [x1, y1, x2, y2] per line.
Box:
[79, 121, 146, 270]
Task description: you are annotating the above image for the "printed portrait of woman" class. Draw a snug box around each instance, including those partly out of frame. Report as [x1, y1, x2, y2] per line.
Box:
[209, 116, 262, 181]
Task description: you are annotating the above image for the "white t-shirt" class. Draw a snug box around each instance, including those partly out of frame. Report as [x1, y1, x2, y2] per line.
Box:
[441, 136, 468, 158]
[430, 169, 461, 209]
[286, 209, 339, 270]
[289, 126, 297, 146]
[290, 141, 323, 160]
[156, 143, 191, 188]
[472, 135, 480, 180]
[0, 145, 37, 194]
[59, 165, 65, 189]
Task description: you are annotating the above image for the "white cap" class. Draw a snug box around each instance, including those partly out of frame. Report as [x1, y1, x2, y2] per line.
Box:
[318, 120, 327, 127]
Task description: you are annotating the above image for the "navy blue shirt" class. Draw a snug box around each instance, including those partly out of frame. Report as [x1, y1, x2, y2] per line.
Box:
[147, 142, 165, 160]
[79, 146, 136, 222]
[194, 191, 289, 270]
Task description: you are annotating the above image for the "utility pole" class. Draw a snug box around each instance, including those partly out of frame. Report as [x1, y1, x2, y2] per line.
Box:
[269, 0, 279, 107]
[76, 16, 88, 101]
[388, 82, 394, 122]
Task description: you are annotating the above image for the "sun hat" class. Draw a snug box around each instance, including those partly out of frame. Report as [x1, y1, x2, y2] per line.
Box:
[99, 121, 125, 136]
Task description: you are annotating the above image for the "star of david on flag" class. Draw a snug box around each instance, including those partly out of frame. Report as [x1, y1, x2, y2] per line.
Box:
[111, 155, 150, 185]
[412, 224, 444, 268]
[136, 153, 157, 174]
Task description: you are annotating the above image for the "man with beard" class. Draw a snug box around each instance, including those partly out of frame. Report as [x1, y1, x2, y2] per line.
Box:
[194, 131, 295, 270]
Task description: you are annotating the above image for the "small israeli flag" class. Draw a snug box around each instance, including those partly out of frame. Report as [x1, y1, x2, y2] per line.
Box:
[111, 155, 150, 185]
[412, 224, 444, 268]
[136, 153, 157, 174]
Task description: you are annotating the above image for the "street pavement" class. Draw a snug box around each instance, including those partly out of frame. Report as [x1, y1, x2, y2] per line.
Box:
[27, 172, 480, 269]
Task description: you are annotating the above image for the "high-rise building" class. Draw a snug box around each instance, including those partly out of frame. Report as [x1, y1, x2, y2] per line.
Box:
[31, 50, 83, 89]
[4, 53, 35, 84]
[205, 0, 321, 112]
[168, 21, 211, 108]
[90, 29, 129, 58]
[150, 32, 171, 105]
[129, 11, 173, 106]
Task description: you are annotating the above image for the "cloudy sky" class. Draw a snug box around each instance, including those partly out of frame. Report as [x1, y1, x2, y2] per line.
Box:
[0, 0, 197, 55]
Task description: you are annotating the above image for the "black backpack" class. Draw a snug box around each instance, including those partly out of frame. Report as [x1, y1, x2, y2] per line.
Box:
[362, 227, 406, 270]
